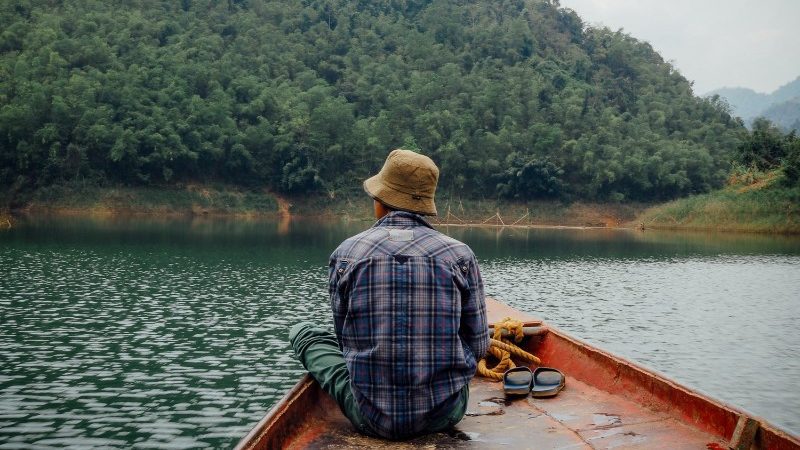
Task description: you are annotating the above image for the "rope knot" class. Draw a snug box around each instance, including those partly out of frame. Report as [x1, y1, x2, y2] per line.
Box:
[477, 317, 541, 381]
[492, 317, 525, 343]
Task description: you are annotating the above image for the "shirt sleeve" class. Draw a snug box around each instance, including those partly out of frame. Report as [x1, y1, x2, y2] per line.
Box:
[329, 255, 346, 346]
[460, 253, 490, 361]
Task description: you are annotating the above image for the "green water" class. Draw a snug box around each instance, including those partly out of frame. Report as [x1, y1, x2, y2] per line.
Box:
[2, 216, 799, 448]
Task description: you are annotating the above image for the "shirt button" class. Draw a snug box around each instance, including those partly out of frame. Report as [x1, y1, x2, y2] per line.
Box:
[338, 268, 344, 274]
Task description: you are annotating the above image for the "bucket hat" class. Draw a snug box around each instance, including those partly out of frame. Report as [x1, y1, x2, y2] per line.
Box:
[363, 149, 439, 216]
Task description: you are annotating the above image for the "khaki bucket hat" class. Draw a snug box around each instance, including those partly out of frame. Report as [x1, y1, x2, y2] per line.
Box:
[363, 149, 439, 216]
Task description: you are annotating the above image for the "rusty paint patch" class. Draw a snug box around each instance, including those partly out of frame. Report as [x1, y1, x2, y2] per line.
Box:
[592, 412, 623, 429]
[466, 409, 505, 417]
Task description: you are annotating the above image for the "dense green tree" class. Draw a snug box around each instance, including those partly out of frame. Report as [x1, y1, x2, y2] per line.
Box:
[0, 0, 743, 202]
[495, 153, 564, 199]
[782, 137, 800, 187]
[737, 118, 789, 170]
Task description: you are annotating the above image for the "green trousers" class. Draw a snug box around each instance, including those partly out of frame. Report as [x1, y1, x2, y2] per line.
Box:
[288, 322, 469, 439]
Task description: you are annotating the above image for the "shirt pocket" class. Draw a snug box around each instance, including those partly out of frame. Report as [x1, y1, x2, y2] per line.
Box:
[451, 256, 471, 291]
[332, 258, 350, 292]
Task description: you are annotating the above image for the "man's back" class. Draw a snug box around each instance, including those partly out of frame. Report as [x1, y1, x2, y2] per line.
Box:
[329, 211, 489, 439]
[289, 149, 487, 440]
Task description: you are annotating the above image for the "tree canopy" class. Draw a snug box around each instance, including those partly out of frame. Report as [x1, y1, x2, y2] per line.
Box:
[1, 0, 744, 202]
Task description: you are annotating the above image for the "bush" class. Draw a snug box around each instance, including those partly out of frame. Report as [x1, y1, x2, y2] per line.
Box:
[783, 137, 800, 187]
[737, 118, 787, 170]
[495, 154, 565, 200]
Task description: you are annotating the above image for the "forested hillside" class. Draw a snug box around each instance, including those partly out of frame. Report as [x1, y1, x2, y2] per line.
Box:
[1, 0, 743, 204]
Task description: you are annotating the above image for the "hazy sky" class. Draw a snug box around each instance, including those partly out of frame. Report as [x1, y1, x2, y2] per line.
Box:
[559, 0, 800, 95]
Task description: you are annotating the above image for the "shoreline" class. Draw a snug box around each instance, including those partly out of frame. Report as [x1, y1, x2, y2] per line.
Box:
[4, 184, 645, 227]
[4, 184, 799, 235]
[15, 204, 285, 220]
[10, 204, 800, 236]
[5, 192, 644, 232]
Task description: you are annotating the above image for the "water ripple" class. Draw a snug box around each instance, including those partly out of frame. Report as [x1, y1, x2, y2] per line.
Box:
[2, 246, 329, 448]
[2, 219, 799, 447]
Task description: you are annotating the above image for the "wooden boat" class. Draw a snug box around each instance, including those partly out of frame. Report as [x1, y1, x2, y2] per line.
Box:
[236, 298, 800, 449]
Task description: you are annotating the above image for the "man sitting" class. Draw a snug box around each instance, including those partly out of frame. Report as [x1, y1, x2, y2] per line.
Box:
[289, 149, 489, 439]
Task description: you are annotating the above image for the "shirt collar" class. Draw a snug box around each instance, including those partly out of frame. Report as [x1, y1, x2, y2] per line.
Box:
[372, 211, 434, 229]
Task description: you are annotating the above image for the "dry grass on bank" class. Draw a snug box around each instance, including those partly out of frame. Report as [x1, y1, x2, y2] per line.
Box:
[14, 183, 646, 229]
[286, 193, 645, 228]
[21, 184, 280, 217]
[0, 210, 12, 229]
[636, 172, 800, 234]
[19, 180, 797, 234]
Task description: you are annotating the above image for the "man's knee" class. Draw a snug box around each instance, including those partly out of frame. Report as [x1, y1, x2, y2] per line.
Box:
[288, 321, 314, 346]
[288, 321, 339, 363]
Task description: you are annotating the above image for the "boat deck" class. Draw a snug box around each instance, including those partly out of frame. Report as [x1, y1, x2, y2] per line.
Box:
[276, 300, 727, 449]
[283, 373, 725, 449]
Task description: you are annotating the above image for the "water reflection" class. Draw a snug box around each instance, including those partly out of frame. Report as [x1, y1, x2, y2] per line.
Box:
[442, 225, 800, 259]
[1, 216, 799, 448]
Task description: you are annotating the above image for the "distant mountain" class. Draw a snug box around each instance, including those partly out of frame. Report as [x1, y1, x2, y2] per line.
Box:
[707, 87, 771, 120]
[761, 98, 800, 132]
[772, 77, 800, 103]
[707, 77, 800, 131]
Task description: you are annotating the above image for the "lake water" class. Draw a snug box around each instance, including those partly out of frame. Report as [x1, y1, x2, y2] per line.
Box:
[2, 216, 799, 448]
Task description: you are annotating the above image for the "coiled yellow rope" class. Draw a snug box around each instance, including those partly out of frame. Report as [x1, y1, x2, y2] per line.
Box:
[477, 317, 541, 381]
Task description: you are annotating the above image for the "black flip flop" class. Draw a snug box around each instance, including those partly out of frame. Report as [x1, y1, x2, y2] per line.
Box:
[531, 367, 565, 398]
[503, 367, 533, 397]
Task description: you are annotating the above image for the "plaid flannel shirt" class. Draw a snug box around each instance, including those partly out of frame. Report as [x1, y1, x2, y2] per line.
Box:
[329, 211, 489, 439]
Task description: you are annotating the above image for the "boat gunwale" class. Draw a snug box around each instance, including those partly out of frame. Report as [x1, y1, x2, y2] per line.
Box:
[539, 320, 800, 447]
[234, 373, 318, 450]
